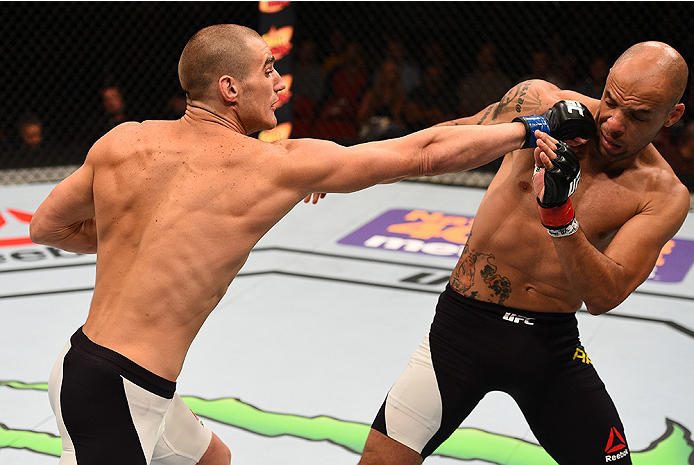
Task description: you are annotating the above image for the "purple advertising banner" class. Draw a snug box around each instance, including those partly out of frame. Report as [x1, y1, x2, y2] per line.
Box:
[338, 209, 694, 283]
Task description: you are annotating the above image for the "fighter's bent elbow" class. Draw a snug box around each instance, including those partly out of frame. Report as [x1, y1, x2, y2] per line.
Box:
[585, 305, 610, 316]
[584, 294, 628, 316]
[29, 216, 48, 246]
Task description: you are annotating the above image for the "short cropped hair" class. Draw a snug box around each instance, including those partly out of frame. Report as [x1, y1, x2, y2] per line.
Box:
[178, 24, 262, 101]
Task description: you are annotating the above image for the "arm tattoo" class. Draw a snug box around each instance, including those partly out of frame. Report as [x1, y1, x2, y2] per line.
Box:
[448, 81, 545, 126]
[451, 237, 512, 304]
[477, 104, 496, 125]
[491, 81, 544, 121]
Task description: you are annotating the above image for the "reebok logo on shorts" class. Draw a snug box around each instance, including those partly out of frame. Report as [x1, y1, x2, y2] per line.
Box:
[604, 426, 629, 462]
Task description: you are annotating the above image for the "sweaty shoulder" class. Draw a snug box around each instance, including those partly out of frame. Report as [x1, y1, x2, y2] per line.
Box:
[271, 137, 343, 159]
[90, 120, 190, 170]
[644, 145, 691, 199]
[628, 145, 691, 232]
[87, 121, 145, 166]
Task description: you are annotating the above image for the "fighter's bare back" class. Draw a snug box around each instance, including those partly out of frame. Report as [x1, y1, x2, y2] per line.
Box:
[79, 116, 304, 381]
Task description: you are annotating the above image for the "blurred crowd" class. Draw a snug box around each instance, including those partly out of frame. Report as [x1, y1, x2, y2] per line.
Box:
[1, 33, 693, 191]
[295, 32, 693, 187]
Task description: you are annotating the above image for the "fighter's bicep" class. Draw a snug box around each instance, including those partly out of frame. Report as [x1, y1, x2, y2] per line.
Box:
[30, 164, 95, 246]
[276, 138, 409, 194]
[44, 165, 95, 221]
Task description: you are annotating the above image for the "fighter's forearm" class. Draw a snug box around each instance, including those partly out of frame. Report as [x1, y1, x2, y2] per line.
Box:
[30, 217, 97, 254]
[306, 121, 525, 194]
[551, 229, 631, 315]
[416, 122, 526, 176]
[29, 165, 97, 254]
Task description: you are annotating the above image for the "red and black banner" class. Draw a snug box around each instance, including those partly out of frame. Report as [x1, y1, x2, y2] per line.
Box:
[258, 1, 295, 142]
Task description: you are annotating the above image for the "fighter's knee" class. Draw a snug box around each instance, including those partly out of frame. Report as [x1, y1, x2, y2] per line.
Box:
[197, 433, 231, 465]
[359, 429, 423, 465]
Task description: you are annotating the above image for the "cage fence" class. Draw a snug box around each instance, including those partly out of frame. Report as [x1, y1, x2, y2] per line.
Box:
[1, 2, 693, 204]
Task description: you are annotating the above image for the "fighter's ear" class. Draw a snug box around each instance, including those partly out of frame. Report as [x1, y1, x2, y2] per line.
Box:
[219, 75, 239, 103]
[664, 103, 685, 128]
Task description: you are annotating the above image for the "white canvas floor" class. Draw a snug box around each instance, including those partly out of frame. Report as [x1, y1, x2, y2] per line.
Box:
[1, 180, 693, 465]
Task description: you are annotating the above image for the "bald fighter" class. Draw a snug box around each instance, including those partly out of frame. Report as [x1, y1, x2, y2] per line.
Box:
[359, 42, 689, 465]
[28, 24, 593, 465]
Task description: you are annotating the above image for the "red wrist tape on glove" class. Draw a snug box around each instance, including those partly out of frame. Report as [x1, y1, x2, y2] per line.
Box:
[537, 199, 575, 228]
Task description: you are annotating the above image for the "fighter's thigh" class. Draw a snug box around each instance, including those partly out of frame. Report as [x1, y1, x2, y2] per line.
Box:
[518, 364, 631, 464]
[58, 350, 153, 465]
[49, 342, 77, 464]
[360, 428, 423, 465]
[371, 335, 483, 458]
[152, 394, 213, 465]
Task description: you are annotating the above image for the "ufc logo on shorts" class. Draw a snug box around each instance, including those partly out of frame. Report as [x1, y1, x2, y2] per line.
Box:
[502, 312, 535, 325]
[564, 100, 585, 116]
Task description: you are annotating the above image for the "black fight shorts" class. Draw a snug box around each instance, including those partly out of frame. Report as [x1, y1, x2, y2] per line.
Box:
[48, 327, 212, 465]
[372, 284, 631, 464]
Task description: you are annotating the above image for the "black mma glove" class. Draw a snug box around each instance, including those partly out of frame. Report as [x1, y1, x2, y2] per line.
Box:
[514, 100, 596, 149]
[533, 141, 581, 237]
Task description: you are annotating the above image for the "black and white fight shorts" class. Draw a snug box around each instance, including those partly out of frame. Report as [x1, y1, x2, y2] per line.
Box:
[372, 284, 632, 464]
[48, 327, 213, 465]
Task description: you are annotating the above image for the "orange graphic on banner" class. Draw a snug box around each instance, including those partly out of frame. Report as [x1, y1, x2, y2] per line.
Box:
[656, 240, 675, 267]
[387, 210, 474, 244]
[262, 26, 293, 61]
[277, 74, 293, 109]
[258, 122, 292, 142]
[259, 1, 291, 14]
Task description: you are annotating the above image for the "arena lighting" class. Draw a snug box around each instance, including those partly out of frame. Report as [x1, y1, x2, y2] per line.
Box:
[258, 1, 295, 142]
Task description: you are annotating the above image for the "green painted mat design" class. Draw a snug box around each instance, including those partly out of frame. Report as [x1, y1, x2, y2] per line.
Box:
[2, 381, 692, 464]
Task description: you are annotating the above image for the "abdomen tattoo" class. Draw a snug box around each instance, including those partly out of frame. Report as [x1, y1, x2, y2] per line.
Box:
[451, 238, 512, 305]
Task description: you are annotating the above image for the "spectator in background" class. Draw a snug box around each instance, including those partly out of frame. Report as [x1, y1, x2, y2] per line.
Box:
[9, 114, 54, 168]
[545, 33, 579, 89]
[681, 72, 694, 126]
[293, 40, 326, 105]
[321, 28, 349, 75]
[521, 49, 565, 88]
[385, 37, 421, 95]
[102, 85, 128, 125]
[0, 122, 10, 155]
[357, 59, 408, 142]
[576, 55, 610, 99]
[458, 43, 513, 116]
[92, 84, 133, 141]
[292, 40, 327, 138]
[313, 41, 368, 143]
[161, 91, 187, 120]
[660, 120, 694, 191]
[404, 66, 457, 132]
[421, 40, 456, 89]
[320, 41, 368, 121]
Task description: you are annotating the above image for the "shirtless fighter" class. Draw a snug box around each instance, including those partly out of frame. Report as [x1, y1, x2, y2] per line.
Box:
[28, 24, 590, 465]
[359, 42, 689, 465]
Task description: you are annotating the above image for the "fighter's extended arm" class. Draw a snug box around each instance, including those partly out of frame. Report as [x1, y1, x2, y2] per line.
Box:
[30, 161, 97, 254]
[279, 121, 527, 196]
[298, 118, 527, 204]
[534, 132, 690, 315]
